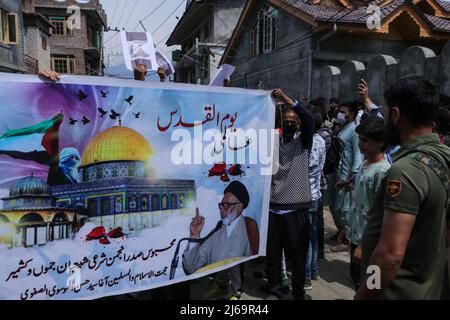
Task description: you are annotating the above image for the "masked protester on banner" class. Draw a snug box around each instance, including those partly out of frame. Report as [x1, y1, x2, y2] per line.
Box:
[267, 88, 314, 300]
[356, 76, 450, 300]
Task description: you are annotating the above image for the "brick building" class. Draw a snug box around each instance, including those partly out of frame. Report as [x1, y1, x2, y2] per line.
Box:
[22, 0, 107, 76]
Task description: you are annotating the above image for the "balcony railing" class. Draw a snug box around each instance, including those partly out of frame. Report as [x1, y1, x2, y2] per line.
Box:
[23, 54, 39, 74]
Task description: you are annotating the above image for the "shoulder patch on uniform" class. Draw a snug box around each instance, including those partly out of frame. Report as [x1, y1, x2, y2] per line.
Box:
[387, 180, 402, 198]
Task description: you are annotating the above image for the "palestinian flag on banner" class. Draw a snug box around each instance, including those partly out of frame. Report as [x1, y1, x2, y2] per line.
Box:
[0, 114, 63, 157]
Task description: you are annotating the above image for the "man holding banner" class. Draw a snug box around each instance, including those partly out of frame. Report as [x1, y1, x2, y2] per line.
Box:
[267, 88, 314, 300]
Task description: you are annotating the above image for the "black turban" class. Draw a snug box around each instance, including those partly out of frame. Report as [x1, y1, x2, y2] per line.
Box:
[224, 181, 250, 209]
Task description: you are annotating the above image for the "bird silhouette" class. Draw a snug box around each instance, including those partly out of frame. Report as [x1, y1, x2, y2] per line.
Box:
[77, 90, 88, 101]
[97, 107, 107, 118]
[82, 116, 91, 125]
[125, 95, 134, 105]
[69, 118, 78, 125]
[100, 90, 109, 98]
[133, 112, 140, 119]
[110, 109, 121, 120]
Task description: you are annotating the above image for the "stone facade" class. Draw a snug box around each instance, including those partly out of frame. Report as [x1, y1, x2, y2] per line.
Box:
[23, 12, 52, 72]
[223, 0, 450, 100]
[314, 41, 450, 107]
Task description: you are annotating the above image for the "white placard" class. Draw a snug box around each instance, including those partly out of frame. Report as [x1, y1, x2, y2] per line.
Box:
[155, 50, 175, 76]
[209, 64, 236, 87]
[120, 31, 158, 71]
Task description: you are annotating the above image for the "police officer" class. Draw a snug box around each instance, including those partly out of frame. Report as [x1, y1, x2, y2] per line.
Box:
[355, 76, 450, 300]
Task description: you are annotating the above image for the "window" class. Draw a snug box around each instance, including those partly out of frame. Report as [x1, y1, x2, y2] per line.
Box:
[88, 200, 97, 216]
[0, 10, 19, 44]
[51, 55, 75, 74]
[101, 198, 110, 215]
[49, 16, 72, 36]
[0, 11, 5, 42]
[115, 197, 123, 213]
[141, 197, 148, 211]
[170, 194, 177, 209]
[161, 195, 168, 210]
[250, 24, 258, 57]
[204, 9, 214, 41]
[129, 196, 137, 211]
[42, 35, 47, 50]
[179, 195, 184, 208]
[250, 4, 278, 56]
[151, 195, 160, 211]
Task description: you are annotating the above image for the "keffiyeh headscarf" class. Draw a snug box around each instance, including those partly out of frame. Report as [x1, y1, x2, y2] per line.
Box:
[59, 147, 81, 184]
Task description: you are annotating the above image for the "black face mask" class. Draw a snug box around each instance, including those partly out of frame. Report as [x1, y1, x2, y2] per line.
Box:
[283, 123, 297, 135]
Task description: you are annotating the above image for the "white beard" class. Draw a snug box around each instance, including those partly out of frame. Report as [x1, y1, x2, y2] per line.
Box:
[221, 211, 238, 226]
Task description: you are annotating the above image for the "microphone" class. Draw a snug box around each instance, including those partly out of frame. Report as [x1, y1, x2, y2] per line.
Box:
[169, 220, 224, 280]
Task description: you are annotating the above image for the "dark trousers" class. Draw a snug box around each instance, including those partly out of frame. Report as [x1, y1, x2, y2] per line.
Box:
[316, 200, 325, 259]
[266, 210, 310, 298]
[350, 243, 361, 290]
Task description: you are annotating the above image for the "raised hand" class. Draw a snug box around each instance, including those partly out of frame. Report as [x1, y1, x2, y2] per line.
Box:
[38, 70, 60, 82]
[272, 88, 294, 106]
[357, 79, 374, 110]
[157, 67, 166, 82]
[134, 64, 147, 81]
[190, 207, 205, 238]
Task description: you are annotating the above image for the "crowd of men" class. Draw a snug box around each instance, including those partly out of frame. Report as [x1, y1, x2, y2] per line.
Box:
[38, 66, 450, 300]
[268, 76, 450, 300]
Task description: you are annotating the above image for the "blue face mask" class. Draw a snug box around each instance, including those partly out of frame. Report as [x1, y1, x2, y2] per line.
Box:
[336, 112, 347, 125]
[221, 211, 238, 226]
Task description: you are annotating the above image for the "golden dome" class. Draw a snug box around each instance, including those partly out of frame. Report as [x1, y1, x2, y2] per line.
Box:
[81, 126, 153, 167]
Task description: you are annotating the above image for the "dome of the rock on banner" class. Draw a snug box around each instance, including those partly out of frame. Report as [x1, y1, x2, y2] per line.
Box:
[81, 126, 153, 167]
[9, 175, 52, 197]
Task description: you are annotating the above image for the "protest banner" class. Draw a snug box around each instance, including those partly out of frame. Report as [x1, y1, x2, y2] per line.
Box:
[0, 73, 275, 300]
